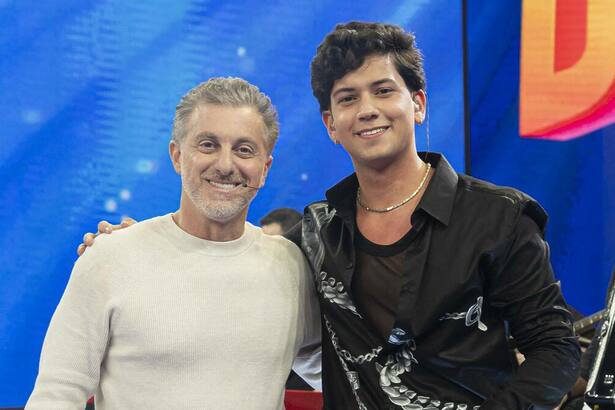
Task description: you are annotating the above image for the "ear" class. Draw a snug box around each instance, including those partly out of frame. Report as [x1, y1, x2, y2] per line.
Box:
[413, 89, 427, 123]
[321, 111, 338, 144]
[258, 155, 274, 187]
[169, 139, 182, 174]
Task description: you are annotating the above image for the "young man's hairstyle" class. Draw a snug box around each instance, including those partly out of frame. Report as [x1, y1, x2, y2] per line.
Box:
[259, 207, 302, 235]
[310, 21, 426, 113]
[172, 77, 279, 153]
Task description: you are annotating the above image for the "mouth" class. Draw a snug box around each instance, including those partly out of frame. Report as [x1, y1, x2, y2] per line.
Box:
[354, 126, 389, 138]
[205, 179, 243, 191]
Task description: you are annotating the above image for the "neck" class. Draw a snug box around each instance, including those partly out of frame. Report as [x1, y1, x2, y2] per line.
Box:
[173, 196, 247, 242]
[354, 151, 427, 209]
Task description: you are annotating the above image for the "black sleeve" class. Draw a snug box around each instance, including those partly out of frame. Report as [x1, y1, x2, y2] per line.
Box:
[482, 211, 581, 409]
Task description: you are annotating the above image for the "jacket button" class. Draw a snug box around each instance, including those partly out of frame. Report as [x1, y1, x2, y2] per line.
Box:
[345, 262, 353, 269]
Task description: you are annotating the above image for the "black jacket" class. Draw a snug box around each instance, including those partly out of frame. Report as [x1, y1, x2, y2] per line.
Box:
[299, 154, 580, 410]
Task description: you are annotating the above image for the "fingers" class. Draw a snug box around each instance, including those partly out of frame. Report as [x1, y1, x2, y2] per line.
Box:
[83, 232, 97, 246]
[77, 232, 97, 256]
[120, 217, 136, 227]
[97, 218, 135, 233]
[97, 220, 113, 234]
[77, 218, 136, 257]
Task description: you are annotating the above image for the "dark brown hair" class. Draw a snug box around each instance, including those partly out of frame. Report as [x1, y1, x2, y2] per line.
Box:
[310, 22, 426, 112]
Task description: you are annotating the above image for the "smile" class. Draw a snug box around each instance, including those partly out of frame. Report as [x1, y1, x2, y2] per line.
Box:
[355, 126, 389, 138]
[206, 179, 242, 191]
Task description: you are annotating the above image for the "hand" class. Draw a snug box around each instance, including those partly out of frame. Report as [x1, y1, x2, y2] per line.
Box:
[76, 217, 137, 256]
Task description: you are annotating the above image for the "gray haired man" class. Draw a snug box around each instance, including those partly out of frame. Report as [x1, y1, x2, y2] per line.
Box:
[26, 77, 321, 410]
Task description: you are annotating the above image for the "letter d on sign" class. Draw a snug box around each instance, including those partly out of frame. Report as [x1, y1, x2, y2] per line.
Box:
[520, 0, 615, 141]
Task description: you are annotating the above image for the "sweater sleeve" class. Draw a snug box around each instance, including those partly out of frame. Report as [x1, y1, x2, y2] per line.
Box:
[292, 253, 323, 391]
[482, 212, 580, 409]
[25, 249, 113, 409]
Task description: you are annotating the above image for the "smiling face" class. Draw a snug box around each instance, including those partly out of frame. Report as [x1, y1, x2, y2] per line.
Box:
[323, 54, 425, 170]
[171, 104, 272, 225]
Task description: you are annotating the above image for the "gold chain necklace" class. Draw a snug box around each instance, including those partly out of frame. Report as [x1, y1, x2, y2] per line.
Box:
[357, 162, 431, 213]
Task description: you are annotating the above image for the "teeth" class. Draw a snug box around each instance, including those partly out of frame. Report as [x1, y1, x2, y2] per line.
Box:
[359, 127, 386, 136]
[209, 181, 238, 190]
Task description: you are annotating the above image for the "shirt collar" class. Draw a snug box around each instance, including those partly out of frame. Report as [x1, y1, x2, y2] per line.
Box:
[417, 153, 458, 226]
[325, 153, 458, 226]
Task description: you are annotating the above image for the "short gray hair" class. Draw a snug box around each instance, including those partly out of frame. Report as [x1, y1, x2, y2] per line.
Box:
[172, 77, 279, 152]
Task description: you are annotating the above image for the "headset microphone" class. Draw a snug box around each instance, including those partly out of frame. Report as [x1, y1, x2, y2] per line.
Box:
[241, 182, 261, 190]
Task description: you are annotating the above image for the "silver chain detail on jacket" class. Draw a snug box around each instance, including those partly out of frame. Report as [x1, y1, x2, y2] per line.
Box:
[318, 270, 362, 318]
[376, 344, 481, 410]
[325, 316, 382, 364]
[324, 315, 374, 410]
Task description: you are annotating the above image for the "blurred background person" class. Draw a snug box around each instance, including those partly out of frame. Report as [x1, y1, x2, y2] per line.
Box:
[260, 208, 302, 236]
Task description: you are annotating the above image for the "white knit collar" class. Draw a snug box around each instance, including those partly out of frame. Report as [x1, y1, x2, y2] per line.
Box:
[157, 213, 258, 256]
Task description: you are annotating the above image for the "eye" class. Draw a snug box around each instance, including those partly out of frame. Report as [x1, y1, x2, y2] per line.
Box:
[198, 140, 217, 151]
[337, 95, 356, 105]
[236, 145, 256, 157]
[376, 87, 394, 95]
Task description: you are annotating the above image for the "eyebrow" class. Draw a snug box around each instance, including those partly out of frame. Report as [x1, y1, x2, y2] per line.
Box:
[371, 78, 396, 88]
[194, 131, 218, 141]
[234, 137, 258, 147]
[194, 132, 259, 148]
[331, 87, 356, 98]
[331, 78, 397, 98]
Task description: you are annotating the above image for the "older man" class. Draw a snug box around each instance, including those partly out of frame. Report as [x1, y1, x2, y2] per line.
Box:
[26, 78, 320, 410]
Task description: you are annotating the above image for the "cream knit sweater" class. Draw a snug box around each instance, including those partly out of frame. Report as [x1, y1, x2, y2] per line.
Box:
[26, 214, 321, 410]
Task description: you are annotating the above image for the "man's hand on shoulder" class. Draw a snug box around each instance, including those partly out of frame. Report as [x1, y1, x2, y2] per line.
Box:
[76, 217, 137, 256]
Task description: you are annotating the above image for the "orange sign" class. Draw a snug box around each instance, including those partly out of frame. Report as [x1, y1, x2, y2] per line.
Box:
[520, 0, 615, 140]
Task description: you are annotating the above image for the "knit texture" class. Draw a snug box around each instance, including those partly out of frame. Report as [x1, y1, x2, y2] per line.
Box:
[26, 214, 321, 409]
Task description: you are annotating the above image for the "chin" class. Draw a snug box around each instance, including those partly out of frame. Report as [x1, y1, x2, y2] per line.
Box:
[198, 206, 243, 223]
[199, 199, 249, 222]
[353, 150, 398, 170]
[185, 182, 257, 223]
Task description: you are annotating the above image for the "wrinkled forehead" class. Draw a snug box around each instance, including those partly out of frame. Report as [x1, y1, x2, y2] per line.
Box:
[186, 103, 268, 145]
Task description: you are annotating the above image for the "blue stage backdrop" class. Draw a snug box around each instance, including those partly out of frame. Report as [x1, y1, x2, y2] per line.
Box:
[466, 0, 615, 315]
[0, 1, 464, 405]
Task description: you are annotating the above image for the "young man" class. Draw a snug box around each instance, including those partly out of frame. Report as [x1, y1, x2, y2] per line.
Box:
[27, 78, 320, 410]
[301, 22, 579, 409]
[82, 22, 580, 409]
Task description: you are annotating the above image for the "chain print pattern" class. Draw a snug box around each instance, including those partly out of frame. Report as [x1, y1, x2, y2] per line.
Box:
[324, 315, 372, 410]
[301, 203, 334, 274]
[376, 345, 480, 410]
[318, 270, 362, 317]
[305, 204, 481, 410]
[302, 204, 363, 317]
[438, 297, 488, 332]
[325, 316, 382, 364]
[325, 316, 480, 410]
[439, 312, 466, 321]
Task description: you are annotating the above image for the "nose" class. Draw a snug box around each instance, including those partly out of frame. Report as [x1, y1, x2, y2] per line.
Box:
[213, 147, 236, 176]
[357, 95, 379, 121]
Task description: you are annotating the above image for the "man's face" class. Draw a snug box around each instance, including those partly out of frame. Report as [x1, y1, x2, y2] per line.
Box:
[171, 104, 272, 224]
[322, 54, 425, 169]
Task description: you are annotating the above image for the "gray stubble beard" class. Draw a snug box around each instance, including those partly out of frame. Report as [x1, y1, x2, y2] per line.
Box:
[184, 178, 254, 223]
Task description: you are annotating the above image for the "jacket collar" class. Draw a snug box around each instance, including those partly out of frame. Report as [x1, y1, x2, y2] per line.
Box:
[325, 153, 458, 226]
